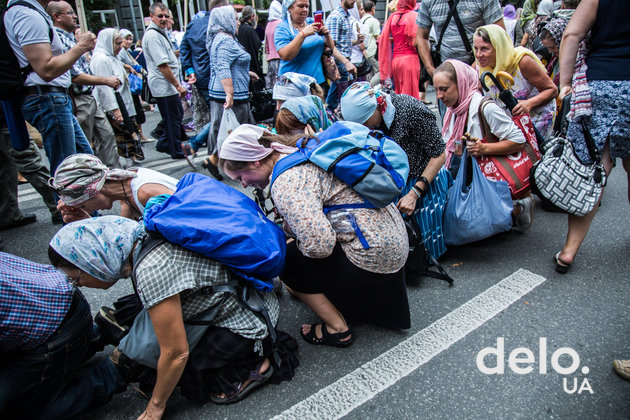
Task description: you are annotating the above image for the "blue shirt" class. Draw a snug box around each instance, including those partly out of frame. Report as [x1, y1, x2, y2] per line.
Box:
[275, 20, 326, 84]
[325, 6, 352, 58]
[180, 12, 211, 90]
[209, 33, 251, 101]
[0, 252, 74, 351]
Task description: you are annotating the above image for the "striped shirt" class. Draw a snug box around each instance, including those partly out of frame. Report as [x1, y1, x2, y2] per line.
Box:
[208, 33, 251, 102]
[0, 252, 73, 351]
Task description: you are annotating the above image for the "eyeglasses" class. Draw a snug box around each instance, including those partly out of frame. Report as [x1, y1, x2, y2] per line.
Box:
[62, 10, 76, 16]
[155, 14, 169, 18]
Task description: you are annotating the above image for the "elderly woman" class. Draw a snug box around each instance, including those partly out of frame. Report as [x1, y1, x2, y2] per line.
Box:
[272, 71, 324, 109]
[202, 6, 257, 179]
[91, 28, 144, 164]
[554, 0, 630, 273]
[50, 154, 177, 223]
[474, 24, 558, 140]
[237, 6, 263, 80]
[434, 60, 534, 232]
[539, 17, 568, 87]
[379, 0, 420, 98]
[340, 82, 449, 258]
[275, 95, 331, 136]
[48, 216, 297, 419]
[275, 0, 341, 91]
[219, 124, 411, 347]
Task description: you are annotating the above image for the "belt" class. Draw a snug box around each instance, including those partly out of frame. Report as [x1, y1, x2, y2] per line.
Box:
[24, 85, 70, 96]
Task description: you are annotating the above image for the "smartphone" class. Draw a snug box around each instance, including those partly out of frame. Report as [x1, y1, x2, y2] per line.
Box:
[314, 11, 323, 29]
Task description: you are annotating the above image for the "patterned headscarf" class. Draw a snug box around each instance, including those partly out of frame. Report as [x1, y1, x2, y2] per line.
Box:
[207, 5, 237, 50]
[219, 124, 297, 162]
[272, 72, 316, 101]
[475, 24, 545, 79]
[48, 154, 137, 206]
[50, 216, 142, 283]
[281, 96, 332, 132]
[119, 29, 133, 39]
[541, 17, 567, 46]
[340, 81, 396, 128]
[282, 0, 297, 23]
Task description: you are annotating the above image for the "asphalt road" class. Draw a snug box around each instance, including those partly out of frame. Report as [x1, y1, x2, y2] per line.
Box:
[4, 95, 630, 419]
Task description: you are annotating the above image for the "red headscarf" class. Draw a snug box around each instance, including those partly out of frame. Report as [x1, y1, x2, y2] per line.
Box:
[378, 0, 418, 81]
[440, 60, 480, 168]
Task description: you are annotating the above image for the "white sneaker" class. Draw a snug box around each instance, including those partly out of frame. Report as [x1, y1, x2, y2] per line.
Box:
[513, 197, 534, 232]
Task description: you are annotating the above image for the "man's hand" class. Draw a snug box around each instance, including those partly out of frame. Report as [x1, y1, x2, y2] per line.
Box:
[75, 31, 96, 54]
[105, 76, 121, 90]
[344, 61, 357, 76]
[176, 85, 187, 97]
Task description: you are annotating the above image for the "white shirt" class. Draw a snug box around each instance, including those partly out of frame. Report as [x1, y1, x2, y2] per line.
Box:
[443, 92, 525, 144]
[4, 0, 71, 87]
[130, 168, 179, 213]
[142, 22, 180, 98]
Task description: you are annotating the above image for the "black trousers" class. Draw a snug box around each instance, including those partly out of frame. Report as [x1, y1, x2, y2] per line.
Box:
[155, 94, 185, 159]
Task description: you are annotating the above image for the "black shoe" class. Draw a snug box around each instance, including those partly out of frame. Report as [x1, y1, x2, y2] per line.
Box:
[110, 348, 143, 383]
[201, 158, 224, 181]
[0, 214, 36, 230]
[51, 211, 63, 225]
[95, 306, 128, 345]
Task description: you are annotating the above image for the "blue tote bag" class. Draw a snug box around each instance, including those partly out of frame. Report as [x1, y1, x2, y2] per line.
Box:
[443, 150, 513, 246]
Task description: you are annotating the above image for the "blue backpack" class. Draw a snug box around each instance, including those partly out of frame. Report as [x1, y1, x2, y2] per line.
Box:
[143, 173, 286, 291]
[270, 121, 410, 208]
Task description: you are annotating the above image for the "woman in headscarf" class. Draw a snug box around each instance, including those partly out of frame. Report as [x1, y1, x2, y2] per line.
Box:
[237, 6, 263, 80]
[272, 71, 323, 109]
[203, 6, 256, 180]
[539, 17, 568, 87]
[274, 0, 339, 92]
[91, 28, 144, 164]
[520, 0, 554, 49]
[275, 95, 331, 135]
[50, 154, 177, 223]
[378, 0, 419, 98]
[48, 216, 298, 418]
[503, 5, 519, 45]
[219, 124, 411, 347]
[434, 59, 534, 233]
[265, 0, 283, 88]
[474, 24, 557, 140]
[519, 0, 541, 34]
[340, 82, 448, 258]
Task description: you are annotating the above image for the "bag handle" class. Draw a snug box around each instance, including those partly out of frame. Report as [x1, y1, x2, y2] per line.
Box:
[477, 97, 499, 143]
[581, 118, 601, 164]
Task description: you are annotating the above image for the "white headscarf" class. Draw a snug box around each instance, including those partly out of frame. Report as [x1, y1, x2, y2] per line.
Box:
[92, 28, 127, 87]
[268, 0, 283, 21]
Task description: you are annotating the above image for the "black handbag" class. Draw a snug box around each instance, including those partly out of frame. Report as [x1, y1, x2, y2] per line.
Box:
[404, 217, 453, 285]
[249, 79, 275, 122]
[140, 72, 156, 104]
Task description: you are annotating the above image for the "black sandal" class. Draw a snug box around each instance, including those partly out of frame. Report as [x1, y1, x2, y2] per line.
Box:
[209, 362, 273, 404]
[300, 323, 353, 348]
[201, 158, 224, 181]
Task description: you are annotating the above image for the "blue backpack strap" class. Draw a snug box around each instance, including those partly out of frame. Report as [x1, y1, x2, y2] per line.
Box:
[369, 131, 406, 189]
[323, 202, 373, 250]
[270, 150, 309, 189]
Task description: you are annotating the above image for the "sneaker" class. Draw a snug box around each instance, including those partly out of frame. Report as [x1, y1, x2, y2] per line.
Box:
[613, 360, 630, 381]
[95, 306, 128, 345]
[513, 197, 534, 233]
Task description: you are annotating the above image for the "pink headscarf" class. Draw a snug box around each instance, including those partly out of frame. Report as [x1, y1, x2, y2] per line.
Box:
[219, 124, 297, 162]
[440, 60, 479, 169]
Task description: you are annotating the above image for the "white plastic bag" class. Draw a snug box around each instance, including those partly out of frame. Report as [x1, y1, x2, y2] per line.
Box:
[217, 108, 239, 152]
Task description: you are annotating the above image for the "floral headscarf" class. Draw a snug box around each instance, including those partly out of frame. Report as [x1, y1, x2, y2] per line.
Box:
[48, 154, 137, 207]
[541, 17, 568, 46]
[272, 72, 316, 101]
[281, 96, 332, 132]
[50, 216, 142, 283]
[339, 81, 396, 128]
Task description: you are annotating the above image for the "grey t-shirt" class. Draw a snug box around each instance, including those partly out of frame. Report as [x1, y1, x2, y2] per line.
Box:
[142, 22, 180, 97]
[4, 0, 71, 87]
[416, 0, 503, 64]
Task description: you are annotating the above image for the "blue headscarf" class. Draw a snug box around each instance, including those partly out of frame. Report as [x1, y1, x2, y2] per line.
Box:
[272, 71, 316, 100]
[50, 215, 143, 283]
[282, 0, 297, 22]
[206, 5, 237, 51]
[340, 82, 396, 128]
[281, 96, 331, 132]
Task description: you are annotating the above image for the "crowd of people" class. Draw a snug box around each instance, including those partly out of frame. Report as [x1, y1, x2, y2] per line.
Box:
[2, 0, 630, 418]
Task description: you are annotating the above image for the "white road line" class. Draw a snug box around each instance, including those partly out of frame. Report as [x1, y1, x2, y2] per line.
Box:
[272, 269, 547, 420]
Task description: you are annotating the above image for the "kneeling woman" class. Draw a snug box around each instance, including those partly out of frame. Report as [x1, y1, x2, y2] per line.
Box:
[220, 125, 411, 347]
[434, 59, 534, 232]
[274, 95, 332, 136]
[49, 216, 297, 418]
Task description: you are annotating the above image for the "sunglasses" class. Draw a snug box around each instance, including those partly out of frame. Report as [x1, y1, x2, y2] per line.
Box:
[155, 14, 170, 18]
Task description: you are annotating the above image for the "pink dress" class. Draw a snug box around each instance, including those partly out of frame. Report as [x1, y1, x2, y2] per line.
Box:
[388, 14, 420, 99]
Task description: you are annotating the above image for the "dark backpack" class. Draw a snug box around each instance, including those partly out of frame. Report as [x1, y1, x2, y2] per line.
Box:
[0, 1, 54, 100]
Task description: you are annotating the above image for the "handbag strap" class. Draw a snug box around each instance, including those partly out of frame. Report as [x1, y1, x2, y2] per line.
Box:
[580, 118, 601, 163]
[435, 0, 461, 55]
[477, 97, 499, 143]
[450, 0, 473, 54]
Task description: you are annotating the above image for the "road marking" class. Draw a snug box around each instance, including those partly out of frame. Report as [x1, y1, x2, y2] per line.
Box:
[272, 269, 547, 420]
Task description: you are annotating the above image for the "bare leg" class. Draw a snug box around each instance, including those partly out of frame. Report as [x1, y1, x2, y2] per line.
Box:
[622, 156, 630, 204]
[290, 291, 351, 341]
[557, 143, 615, 265]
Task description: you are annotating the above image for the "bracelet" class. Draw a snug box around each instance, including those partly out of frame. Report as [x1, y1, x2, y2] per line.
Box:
[411, 186, 425, 199]
[299, 29, 306, 37]
[417, 176, 429, 189]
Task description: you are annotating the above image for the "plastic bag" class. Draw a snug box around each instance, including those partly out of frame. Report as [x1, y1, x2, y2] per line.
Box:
[128, 73, 142, 95]
[217, 108, 239, 152]
[443, 150, 513, 246]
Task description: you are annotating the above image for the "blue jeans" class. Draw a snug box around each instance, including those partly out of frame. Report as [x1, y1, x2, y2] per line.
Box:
[189, 122, 211, 152]
[326, 59, 352, 112]
[20, 92, 93, 176]
[0, 292, 125, 420]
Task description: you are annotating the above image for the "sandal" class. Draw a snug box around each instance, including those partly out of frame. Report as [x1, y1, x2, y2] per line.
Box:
[300, 323, 353, 348]
[209, 362, 274, 405]
[554, 252, 571, 274]
[201, 158, 224, 181]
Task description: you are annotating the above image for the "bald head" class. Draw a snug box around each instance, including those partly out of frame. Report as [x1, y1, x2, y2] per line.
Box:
[47, 1, 78, 32]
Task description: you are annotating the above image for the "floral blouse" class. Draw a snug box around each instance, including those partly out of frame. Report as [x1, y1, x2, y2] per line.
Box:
[271, 161, 408, 274]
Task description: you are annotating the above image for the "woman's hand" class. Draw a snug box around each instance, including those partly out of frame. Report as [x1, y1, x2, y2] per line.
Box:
[318, 24, 330, 36]
[558, 85, 573, 102]
[137, 401, 166, 420]
[249, 71, 260, 81]
[301, 23, 319, 37]
[57, 200, 91, 223]
[344, 61, 357, 76]
[397, 191, 419, 216]
[224, 93, 233, 109]
[466, 138, 486, 157]
[511, 99, 533, 116]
